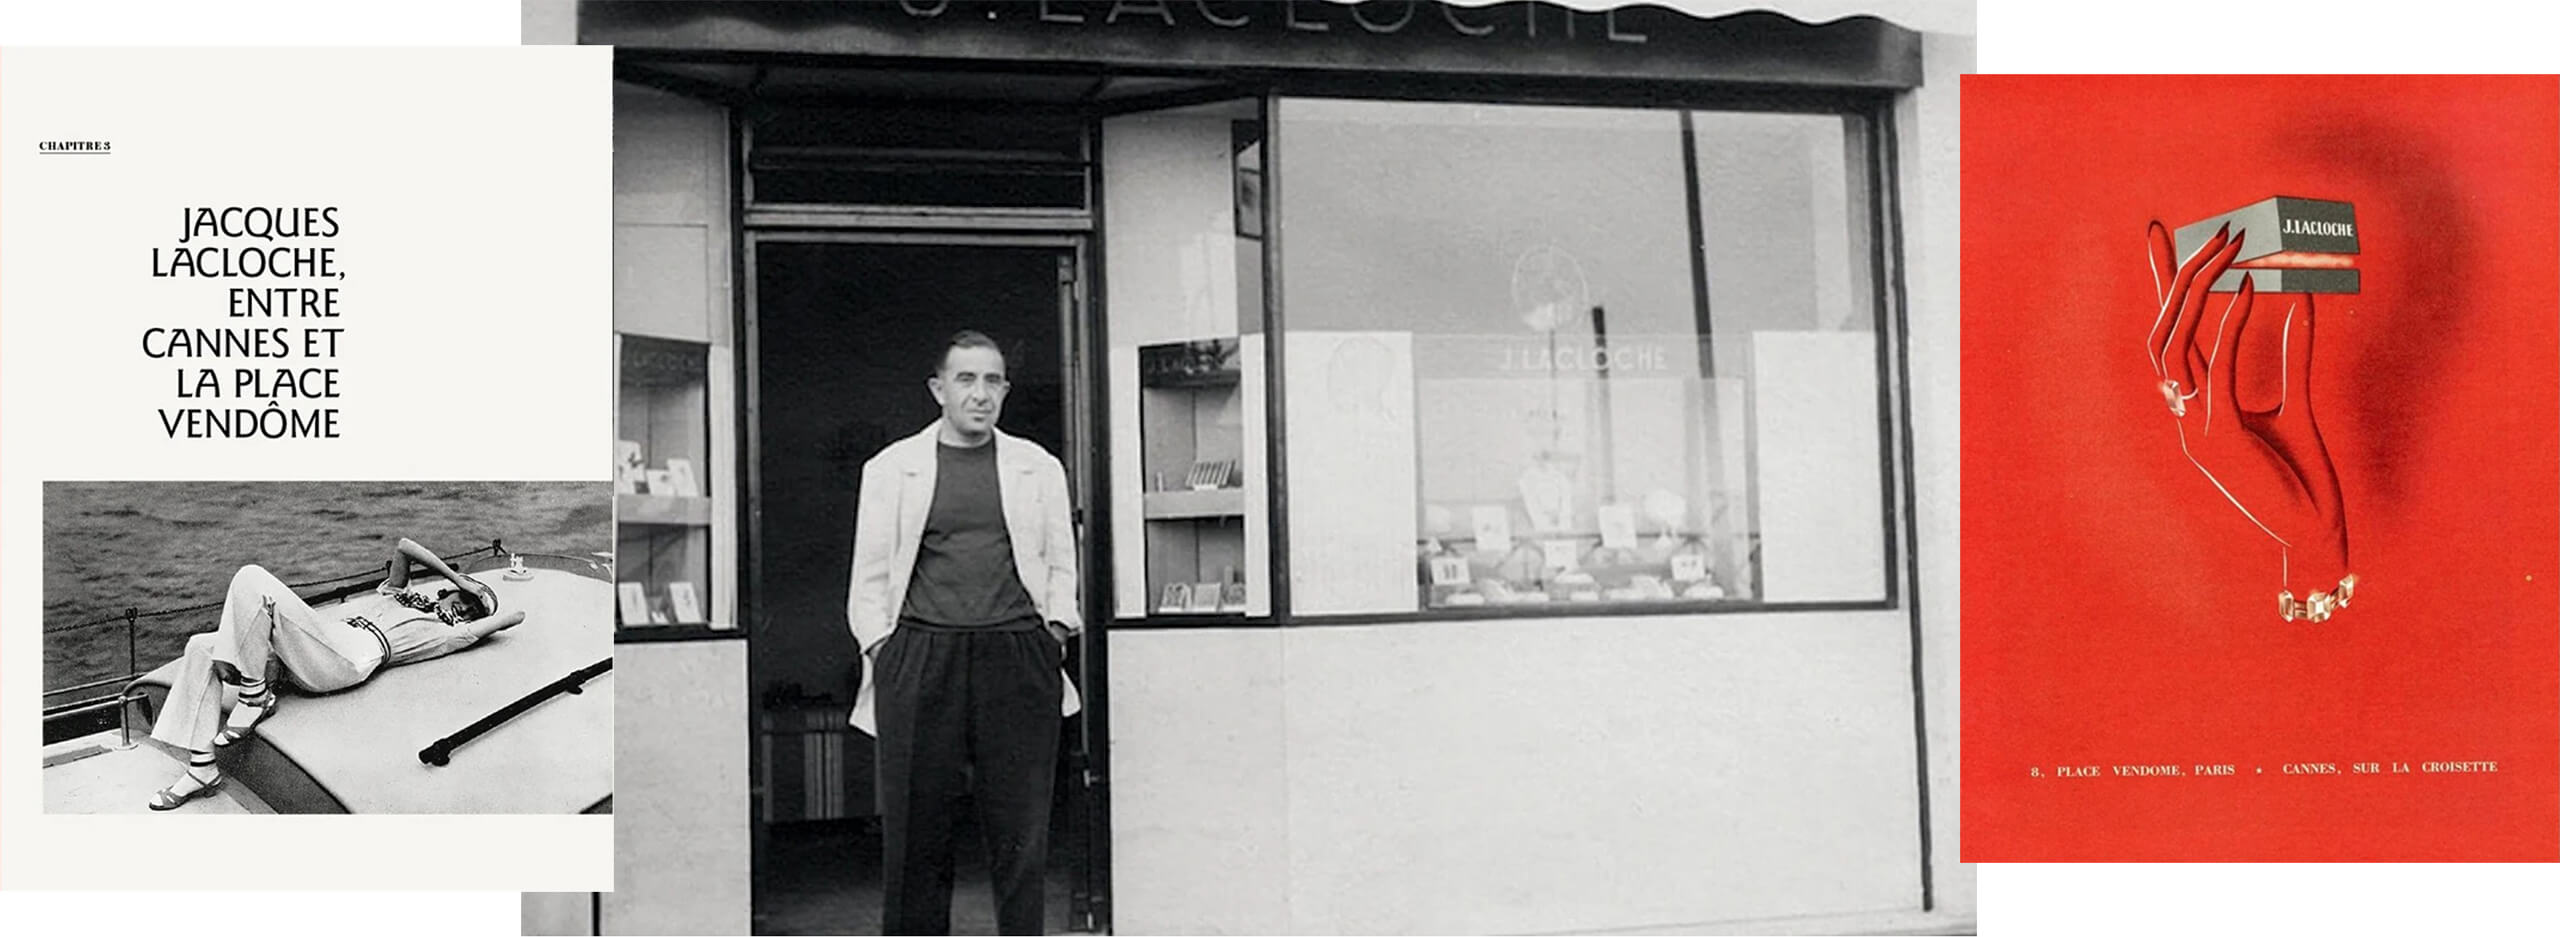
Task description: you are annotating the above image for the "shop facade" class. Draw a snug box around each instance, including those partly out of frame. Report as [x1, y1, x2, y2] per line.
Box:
[528, 1, 1971, 933]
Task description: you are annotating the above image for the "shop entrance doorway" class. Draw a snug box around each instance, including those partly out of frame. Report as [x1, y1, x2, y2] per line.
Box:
[745, 235, 1102, 935]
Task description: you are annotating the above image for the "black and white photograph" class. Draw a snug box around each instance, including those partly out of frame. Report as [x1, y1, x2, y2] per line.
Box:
[40, 481, 614, 815]
[529, 0, 1968, 934]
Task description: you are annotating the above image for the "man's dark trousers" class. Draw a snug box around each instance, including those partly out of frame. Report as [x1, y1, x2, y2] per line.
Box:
[874, 617, 1063, 936]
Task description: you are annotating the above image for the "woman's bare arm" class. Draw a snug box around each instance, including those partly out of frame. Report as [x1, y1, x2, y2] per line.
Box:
[385, 540, 414, 589]
[459, 610, 527, 641]
[397, 537, 475, 591]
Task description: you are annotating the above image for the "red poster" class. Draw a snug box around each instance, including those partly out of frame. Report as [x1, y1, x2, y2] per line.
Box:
[1962, 75, 2560, 860]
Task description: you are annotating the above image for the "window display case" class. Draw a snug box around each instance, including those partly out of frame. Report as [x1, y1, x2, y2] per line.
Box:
[617, 334, 717, 627]
[1139, 338, 1249, 615]
[1419, 481, 1754, 609]
[1408, 333, 1758, 610]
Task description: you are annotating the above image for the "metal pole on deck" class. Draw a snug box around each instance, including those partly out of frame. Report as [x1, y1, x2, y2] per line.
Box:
[117, 607, 140, 750]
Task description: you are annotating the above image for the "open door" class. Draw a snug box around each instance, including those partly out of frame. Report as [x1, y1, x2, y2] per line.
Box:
[747, 232, 1098, 934]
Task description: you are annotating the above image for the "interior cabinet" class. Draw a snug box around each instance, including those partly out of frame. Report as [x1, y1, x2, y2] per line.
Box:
[617, 334, 718, 627]
[1138, 339, 1250, 615]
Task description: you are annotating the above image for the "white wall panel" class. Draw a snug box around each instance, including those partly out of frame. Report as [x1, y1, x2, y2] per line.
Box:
[605, 640, 751, 936]
[1281, 612, 1922, 933]
[1752, 332, 1888, 602]
[1109, 630, 1294, 934]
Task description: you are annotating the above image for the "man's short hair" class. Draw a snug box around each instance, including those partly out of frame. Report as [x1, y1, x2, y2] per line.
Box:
[935, 329, 1004, 376]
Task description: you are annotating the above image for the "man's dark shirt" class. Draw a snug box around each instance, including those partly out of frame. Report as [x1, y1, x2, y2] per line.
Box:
[898, 440, 1042, 627]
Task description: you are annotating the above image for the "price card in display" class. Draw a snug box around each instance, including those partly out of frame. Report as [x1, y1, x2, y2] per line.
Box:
[668, 581, 703, 622]
[1188, 581, 1225, 613]
[666, 458, 701, 498]
[615, 440, 643, 493]
[1471, 505, 1513, 554]
[1597, 503, 1638, 550]
[617, 582, 652, 624]
[1540, 539, 1582, 575]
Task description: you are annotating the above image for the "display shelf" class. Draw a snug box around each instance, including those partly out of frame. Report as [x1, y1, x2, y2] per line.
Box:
[618, 333, 720, 629]
[1142, 488, 1246, 520]
[616, 521, 714, 627]
[1139, 338, 1251, 611]
[619, 493, 714, 527]
[1416, 522, 1756, 610]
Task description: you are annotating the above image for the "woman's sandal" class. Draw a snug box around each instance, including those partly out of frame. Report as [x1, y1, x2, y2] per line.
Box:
[213, 694, 274, 748]
[148, 771, 224, 811]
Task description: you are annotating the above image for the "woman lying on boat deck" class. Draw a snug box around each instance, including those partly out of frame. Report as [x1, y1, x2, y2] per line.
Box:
[147, 537, 526, 810]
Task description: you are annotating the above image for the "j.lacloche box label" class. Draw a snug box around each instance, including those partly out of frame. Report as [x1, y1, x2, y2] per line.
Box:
[2172, 196, 2361, 294]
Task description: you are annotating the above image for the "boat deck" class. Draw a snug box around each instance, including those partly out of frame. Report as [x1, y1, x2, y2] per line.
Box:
[44, 553, 613, 814]
[42, 732, 277, 814]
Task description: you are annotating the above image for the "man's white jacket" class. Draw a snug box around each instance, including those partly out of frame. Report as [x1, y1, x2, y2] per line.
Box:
[845, 423, 1084, 734]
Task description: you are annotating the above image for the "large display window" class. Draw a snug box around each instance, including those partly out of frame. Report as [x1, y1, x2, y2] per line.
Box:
[1273, 98, 1894, 617]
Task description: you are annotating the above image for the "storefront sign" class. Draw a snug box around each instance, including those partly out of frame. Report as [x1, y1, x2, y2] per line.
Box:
[1414, 333, 1695, 379]
[1495, 341, 1673, 373]
[587, 1, 1923, 90]
[891, 0, 1654, 44]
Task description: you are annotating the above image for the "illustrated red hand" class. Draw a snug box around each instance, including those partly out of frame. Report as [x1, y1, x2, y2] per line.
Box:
[2144, 221, 2350, 595]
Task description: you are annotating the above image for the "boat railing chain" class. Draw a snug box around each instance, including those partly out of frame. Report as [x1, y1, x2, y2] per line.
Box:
[44, 542, 501, 635]
[42, 673, 148, 700]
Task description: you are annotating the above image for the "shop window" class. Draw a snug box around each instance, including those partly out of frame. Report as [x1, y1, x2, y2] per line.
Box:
[1274, 98, 1891, 616]
[1099, 99, 1274, 622]
[617, 334, 718, 628]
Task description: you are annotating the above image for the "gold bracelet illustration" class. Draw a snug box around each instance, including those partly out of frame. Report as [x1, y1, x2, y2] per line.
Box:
[2277, 573, 2359, 623]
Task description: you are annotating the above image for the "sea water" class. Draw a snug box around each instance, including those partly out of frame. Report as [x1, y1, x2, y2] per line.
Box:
[41, 481, 610, 692]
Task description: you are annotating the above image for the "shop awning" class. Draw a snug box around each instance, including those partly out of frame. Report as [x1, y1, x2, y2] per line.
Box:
[1463, 0, 1968, 36]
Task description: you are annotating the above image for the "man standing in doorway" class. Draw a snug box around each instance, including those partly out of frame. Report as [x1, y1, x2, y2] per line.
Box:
[847, 329, 1083, 936]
